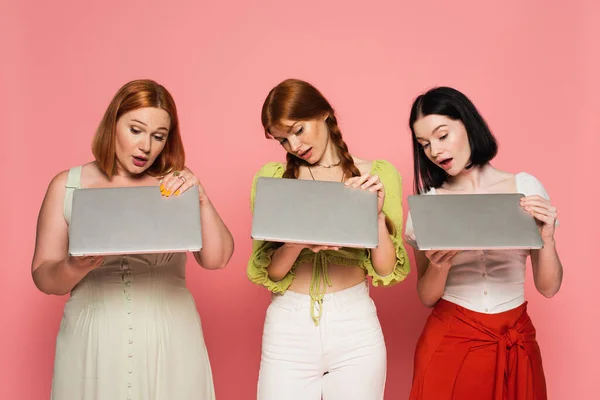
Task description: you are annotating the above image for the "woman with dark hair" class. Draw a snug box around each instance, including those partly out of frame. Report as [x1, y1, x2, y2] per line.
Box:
[247, 78, 410, 400]
[31, 79, 234, 400]
[405, 86, 563, 400]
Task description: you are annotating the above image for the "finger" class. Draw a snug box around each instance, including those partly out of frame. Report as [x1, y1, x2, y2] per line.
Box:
[439, 251, 460, 264]
[523, 205, 557, 219]
[368, 182, 384, 193]
[532, 211, 555, 225]
[520, 197, 551, 208]
[360, 175, 380, 189]
[350, 173, 371, 188]
[172, 180, 196, 196]
[165, 173, 194, 196]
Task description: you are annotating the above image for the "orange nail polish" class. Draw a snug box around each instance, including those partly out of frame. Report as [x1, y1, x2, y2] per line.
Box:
[160, 184, 165, 191]
[175, 190, 180, 196]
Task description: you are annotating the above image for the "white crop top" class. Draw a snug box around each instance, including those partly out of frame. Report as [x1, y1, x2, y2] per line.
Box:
[404, 172, 558, 314]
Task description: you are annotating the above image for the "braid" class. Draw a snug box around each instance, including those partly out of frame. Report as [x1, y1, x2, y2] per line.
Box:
[325, 115, 360, 180]
[283, 152, 302, 179]
[327, 114, 396, 235]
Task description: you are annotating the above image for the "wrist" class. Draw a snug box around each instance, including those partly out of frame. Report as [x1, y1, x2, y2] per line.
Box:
[542, 237, 556, 247]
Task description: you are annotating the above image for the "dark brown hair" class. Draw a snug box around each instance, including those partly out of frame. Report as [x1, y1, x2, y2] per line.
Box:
[92, 79, 184, 178]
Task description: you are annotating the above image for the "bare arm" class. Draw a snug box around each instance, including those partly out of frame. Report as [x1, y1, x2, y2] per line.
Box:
[192, 195, 234, 270]
[31, 171, 102, 295]
[370, 214, 399, 276]
[521, 195, 563, 298]
[414, 249, 459, 307]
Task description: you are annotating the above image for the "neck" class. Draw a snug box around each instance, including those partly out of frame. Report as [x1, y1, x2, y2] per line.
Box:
[446, 163, 495, 191]
[316, 136, 341, 167]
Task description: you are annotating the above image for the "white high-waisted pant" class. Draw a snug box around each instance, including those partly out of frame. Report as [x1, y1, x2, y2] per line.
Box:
[257, 280, 387, 400]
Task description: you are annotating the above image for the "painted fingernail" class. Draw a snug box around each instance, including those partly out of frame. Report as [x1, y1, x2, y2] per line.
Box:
[175, 190, 180, 196]
[160, 184, 165, 191]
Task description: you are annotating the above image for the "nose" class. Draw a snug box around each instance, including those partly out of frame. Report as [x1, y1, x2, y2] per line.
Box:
[288, 135, 302, 153]
[138, 134, 151, 154]
[429, 140, 442, 158]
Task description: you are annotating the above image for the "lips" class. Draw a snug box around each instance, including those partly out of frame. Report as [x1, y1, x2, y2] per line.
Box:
[438, 158, 453, 170]
[297, 148, 313, 160]
[132, 156, 148, 167]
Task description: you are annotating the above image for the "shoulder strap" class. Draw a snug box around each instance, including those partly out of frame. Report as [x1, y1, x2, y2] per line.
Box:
[63, 166, 83, 223]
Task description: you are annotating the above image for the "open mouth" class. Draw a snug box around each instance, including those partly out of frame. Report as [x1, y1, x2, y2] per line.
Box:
[298, 148, 313, 160]
[132, 156, 148, 167]
[438, 158, 453, 169]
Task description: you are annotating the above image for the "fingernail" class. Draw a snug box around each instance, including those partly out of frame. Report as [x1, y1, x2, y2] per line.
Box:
[160, 184, 165, 191]
[175, 190, 180, 196]
[166, 190, 172, 196]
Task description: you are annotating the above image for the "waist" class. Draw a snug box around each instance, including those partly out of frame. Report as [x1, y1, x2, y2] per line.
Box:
[288, 262, 367, 294]
[272, 280, 370, 310]
[443, 263, 526, 314]
[434, 298, 532, 334]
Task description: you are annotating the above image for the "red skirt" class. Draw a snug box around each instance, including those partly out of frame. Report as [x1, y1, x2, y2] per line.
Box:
[409, 299, 547, 400]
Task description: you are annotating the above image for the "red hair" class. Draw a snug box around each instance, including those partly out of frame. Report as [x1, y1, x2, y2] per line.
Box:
[261, 79, 360, 180]
[92, 79, 184, 178]
[261, 79, 395, 234]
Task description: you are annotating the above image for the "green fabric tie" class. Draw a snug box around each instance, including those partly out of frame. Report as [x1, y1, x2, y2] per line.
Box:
[309, 252, 332, 326]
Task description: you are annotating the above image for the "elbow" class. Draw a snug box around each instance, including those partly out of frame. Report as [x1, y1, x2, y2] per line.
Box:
[538, 285, 561, 298]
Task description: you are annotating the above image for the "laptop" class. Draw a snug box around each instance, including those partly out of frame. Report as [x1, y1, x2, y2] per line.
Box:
[68, 186, 202, 256]
[251, 177, 379, 248]
[407, 193, 543, 250]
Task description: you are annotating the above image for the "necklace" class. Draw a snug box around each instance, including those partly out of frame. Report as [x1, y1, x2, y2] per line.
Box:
[308, 166, 345, 182]
[315, 160, 341, 168]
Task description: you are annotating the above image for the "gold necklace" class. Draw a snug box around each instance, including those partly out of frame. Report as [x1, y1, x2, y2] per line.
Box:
[315, 160, 341, 168]
[308, 166, 344, 182]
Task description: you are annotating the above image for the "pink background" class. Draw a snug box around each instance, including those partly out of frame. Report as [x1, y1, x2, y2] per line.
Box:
[1, 0, 598, 398]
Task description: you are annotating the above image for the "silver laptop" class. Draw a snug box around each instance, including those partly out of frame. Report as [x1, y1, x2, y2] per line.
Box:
[251, 177, 379, 248]
[68, 186, 202, 256]
[407, 193, 543, 250]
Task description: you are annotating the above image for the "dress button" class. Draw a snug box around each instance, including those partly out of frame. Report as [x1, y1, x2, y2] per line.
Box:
[484, 291, 488, 295]
[127, 310, 131, 315]
[126, 295, 131, 300]
[485, 308, 489, 312]
[482, 272, 486, 277]
[128, 354, 132, 358]
[129, 339, 133, 344]
[129, 370, 132, 374]
[129, 325, 133, 330]
[128, 383, 132, 388]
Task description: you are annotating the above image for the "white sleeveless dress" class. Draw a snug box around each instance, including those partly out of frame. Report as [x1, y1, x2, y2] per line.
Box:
[51, 166, 216, 400]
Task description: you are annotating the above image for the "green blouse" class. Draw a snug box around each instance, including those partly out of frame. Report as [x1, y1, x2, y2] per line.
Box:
[247, 160, 410, 325]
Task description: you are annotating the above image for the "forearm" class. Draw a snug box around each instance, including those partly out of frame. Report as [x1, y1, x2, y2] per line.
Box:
[417, 264, 450, 307]
[370, 214, 397, 276]
[532, 239, 563, 297]
[193, 197, 234, 270]
[32, 259, 91, 296]
[266, 244, 303, 282]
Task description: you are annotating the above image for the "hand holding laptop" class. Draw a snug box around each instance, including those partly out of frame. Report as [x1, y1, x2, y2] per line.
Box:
[159, 166, 207, 201]
[423, 250, 461, 270]
[344, 172, 385, 215]
[67, 255, 105, 270]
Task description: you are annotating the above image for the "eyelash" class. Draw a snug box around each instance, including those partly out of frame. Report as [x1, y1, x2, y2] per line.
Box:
[131, 127, 165, 141]
[421, 133, 448, 149]
[277, 127, 303, 145]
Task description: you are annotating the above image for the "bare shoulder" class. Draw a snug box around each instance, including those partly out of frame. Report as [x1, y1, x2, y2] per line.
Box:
[351, 156, 373, 175]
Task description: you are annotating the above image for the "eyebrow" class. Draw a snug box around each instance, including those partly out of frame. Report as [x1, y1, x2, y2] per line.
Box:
[270, 121, 300, 138]
[131, 119, 169, 133]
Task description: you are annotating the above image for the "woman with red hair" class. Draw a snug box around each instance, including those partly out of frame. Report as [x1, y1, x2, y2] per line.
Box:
[31, 79, 234, 400]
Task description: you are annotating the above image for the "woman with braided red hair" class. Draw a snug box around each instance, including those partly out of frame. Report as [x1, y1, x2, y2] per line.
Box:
[247, 78, 410, 400]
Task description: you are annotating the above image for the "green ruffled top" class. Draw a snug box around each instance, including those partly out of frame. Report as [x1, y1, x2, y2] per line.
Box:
[247, 160, 410, 325]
